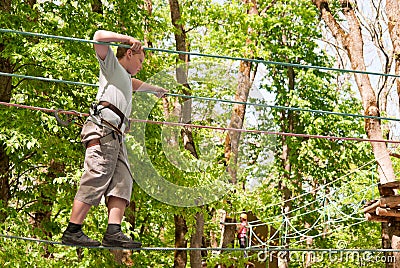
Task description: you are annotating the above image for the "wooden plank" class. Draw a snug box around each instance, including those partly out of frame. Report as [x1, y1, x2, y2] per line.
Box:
[365, 213, 390, 222]
[376, 207, 400, 218]
[380, 196, 400, 208]
[363, 200, 381, 213]
[379, 181, 400, 189]
[364, 199, 378, 207]
[378, 181, 400, 196]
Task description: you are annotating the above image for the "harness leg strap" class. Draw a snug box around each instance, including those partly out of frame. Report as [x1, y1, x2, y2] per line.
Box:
[85, 132, 117, 149]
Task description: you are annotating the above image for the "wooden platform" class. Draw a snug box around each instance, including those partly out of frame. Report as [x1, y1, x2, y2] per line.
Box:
[378, 181, 400, 196]
[364, 181, 400, 222]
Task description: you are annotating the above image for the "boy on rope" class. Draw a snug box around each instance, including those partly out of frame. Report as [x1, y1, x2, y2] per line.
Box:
[62, 30, 167, 248]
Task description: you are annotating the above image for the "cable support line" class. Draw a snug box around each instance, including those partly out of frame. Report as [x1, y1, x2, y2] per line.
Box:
[0, 233, 276, 252]
[324, 196, 366, 221]
[259, 182, 362, 224]
[3, 232, 399, 253]
[234, 171, 390, 247]
[281, 179, 376, 223]
[252, 215, 366, 248]
[236, 163, 383, 231]
[256, 197, 326, 225]
[131, 118, 400, 144]
[3, 28, 400, 80]
[0, 72, 97, 87]
[248, 204, 356, 247]
[0, 28, 128, 50]
[1, 101, 398, 144]
[2, 71, 400, 123]
[0, 101, 89, 117]
[246, 221, 285, 249]
[248, 226, 269, 245]
[257, 182, 372, 230]
[254, 190, 376, 242]
[168, 92, 400, 123]
[0, 234, 235, 251]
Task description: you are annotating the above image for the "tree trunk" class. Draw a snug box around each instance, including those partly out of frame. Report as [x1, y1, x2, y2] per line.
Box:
[224, 62, 252, 184]
[312, 1, 398, 266]
[386, 0, 400, 109]
[190, 212, 204, 268]
[312, 0, 395, 184]
[224, 0, 258, 184]
[385, 2, 400, 266]
[0, 0, 13, 223]
[0, 0, 11, 12]
[143, 0, 153, 49]
[91, 0, 103, 14]
[169, 1, 203, 266]
[277, 66, 295, 268]
[220, 216, 236, 248]
[174, 214, 188, 268]
[221, 0, 258, 256]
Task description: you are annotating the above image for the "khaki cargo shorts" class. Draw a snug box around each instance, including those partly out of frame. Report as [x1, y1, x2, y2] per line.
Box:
[74, 121, 133, 206]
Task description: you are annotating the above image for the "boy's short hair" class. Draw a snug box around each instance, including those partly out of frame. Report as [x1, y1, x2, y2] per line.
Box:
[117, 42, 145, 59]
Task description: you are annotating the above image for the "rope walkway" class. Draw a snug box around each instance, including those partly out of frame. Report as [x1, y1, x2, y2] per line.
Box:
[2, 28, 400, 79]
[2, 71, 399, 123]
[1, 101, 399, 144]
[252, 153, 387, 214]
[1, 233, 400, 253]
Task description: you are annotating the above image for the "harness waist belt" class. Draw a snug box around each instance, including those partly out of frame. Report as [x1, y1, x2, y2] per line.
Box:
[98, 101, 128, 130]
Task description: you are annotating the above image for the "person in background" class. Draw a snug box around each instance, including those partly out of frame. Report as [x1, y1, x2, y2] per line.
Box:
[237, 213, 248, 249]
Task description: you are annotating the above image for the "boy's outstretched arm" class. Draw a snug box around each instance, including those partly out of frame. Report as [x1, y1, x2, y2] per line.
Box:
[93, 30, 142, 60]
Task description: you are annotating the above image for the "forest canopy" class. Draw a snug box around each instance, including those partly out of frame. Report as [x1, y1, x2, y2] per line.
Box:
[0, 0, 399, 267]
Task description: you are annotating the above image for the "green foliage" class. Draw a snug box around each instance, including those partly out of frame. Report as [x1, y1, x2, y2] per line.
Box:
[0, 0, 388, 267]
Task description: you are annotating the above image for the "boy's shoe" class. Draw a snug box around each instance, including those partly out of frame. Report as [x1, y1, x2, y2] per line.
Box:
[62, 230, 101, 247]
[102, 231, 142, 248]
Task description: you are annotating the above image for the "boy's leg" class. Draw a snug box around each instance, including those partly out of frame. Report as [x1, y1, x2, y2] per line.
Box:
[102, 196, 142, 248]
[62, 199, 101, 246]
[70, 199, 91, 224]
[107, 196, 125, 224]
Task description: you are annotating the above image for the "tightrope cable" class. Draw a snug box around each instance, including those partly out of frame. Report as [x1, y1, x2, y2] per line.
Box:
[0, 71, 97, 87]
[2, 28, 400, 79]
[0, 101, 398, 144]
[1, 233, 399, 253]
[1, 71, 399, 123]
[132, 118, 400, 144]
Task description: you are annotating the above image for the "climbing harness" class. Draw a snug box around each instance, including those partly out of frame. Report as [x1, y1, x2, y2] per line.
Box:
[77, 101, 132, 148]
[53, 101, 128, 148]
[89, 101, 130, 135]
